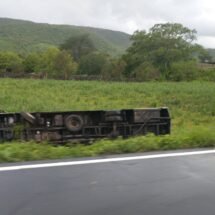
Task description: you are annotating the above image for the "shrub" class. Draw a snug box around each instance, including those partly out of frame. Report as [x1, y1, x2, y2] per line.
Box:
[132, 62, 161, 81]
[168, 61, 198, 81]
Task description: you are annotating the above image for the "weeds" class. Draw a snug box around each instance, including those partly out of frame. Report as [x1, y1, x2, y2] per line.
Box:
[0, 79, 214, 162]
[0, 125, 214, 163]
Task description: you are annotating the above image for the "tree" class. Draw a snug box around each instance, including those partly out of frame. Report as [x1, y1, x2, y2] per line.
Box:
[23, 48, 78, 79]
[78, 53, 107, 76]
[23, 53, 42, 73]
[40, 47, 60, 78]
[101, 58, 126, 81]
[54, 50, 78, 79]
[132, 62, 161, 81]
[60, 34, 96, 61]
[0, 51, 23, 73]
[123, 23, 198, 78]
[196, 45, 213, 63]
[168, 61, 198, 81]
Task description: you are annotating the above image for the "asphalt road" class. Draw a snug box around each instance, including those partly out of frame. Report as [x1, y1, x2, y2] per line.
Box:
[1, 150, 215, 215]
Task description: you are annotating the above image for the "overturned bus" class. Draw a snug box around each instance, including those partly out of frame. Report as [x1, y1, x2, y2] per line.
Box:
[0, 108, 170, 143]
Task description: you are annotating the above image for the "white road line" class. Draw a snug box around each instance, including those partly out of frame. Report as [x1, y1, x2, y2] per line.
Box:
[0, 149, 215, 172]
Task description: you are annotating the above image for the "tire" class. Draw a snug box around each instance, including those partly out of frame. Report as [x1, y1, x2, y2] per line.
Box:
[65, 115, 84, 132]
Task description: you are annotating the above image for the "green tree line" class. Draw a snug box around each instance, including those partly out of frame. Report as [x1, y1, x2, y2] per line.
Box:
[0, 23, 214, 81]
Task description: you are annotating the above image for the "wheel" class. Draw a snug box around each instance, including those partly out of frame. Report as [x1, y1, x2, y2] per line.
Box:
[64, 115, 84, 132]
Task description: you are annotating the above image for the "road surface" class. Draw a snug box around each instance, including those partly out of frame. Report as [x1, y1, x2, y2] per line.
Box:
[0, 149, 215, 215]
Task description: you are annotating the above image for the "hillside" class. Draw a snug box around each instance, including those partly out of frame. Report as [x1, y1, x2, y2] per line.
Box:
[0, 18, 131, 56]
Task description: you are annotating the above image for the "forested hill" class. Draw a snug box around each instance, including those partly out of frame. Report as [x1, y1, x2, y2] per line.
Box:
[208, 49, 215, 61]
[0, 18, 131, 56]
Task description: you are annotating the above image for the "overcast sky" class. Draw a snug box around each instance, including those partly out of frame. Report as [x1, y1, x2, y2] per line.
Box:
[0, 0, 215, 48]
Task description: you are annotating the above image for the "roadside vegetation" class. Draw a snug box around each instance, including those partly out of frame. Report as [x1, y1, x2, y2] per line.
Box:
[0, 22, 214, 162]
[0, 79, 214, 162]
[1, 126, 215, 163]
[0, 23, 215, 81]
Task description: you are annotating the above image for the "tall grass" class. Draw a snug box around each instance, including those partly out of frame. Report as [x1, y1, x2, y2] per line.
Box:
[0, 125, 214, 163]
[0, 79, 214, 162]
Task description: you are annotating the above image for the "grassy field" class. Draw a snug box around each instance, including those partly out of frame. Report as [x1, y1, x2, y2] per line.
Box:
[0, 79, 214, 162]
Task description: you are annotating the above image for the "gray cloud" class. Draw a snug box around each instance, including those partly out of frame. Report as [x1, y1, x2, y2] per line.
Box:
[0, 0, 215, 47]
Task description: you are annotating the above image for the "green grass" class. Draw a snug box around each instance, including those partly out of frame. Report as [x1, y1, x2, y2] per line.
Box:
[0, 79, 214, 162]
[1, 126, 214, 163]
